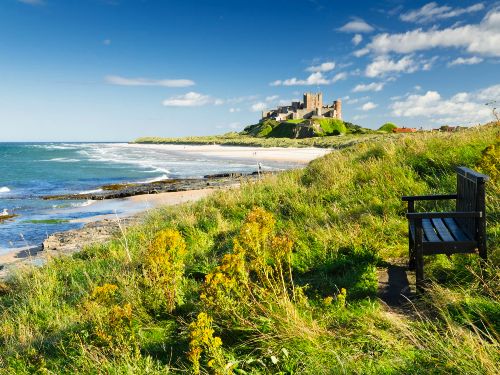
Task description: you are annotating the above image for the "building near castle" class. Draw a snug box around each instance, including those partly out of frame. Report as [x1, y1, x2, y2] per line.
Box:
[261, 92, 342, 122]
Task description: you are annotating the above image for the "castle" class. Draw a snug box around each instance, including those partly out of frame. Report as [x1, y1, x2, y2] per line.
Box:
[261, 92, 342, 122]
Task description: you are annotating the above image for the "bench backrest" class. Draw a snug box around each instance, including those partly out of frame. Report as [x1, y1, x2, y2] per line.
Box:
[456, 167, 488, 239]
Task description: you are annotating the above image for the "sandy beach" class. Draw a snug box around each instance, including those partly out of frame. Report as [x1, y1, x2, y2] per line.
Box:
[125, 144, 331, 163]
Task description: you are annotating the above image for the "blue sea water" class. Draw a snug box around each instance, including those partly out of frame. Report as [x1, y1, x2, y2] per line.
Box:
[0, 143, 298, 253]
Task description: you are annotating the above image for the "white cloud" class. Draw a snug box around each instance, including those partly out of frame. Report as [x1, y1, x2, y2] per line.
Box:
[106, 75, 195, 88]
[367, 9, 500, 57]
[226, 95, 259, 104]
[251, 102, 268, 112]
[352, 34, 363, 45]
[229, 108, 240, 113]
[448, 56, 484, 66]
[338, 19, 374, 33]
[306, 61, 336, 72]
[401, 2, 485, 24]
[365, 55, 419, 77]
[332, 72, 348, 82]
[162, 92, 221, 107]
[353, 48, 370, 57]
[265, 95, 279, 102]
[390, 85, 498, 124]
[103, 39, 112, 46]
[270, 72, 331, 86]
[17, 0, 44, 5]
[361, 101, 377, 111]
[422, 56, 438, 70]
[476, 83, 500, 101]
[352, 82, 385, 92]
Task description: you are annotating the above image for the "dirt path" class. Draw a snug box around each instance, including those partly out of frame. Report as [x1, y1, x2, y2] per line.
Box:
[377, 261, 416, 312]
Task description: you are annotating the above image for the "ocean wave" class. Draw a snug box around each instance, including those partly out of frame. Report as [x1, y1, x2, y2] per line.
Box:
[79, 188, 103, 195]
[31, 144, 79, 150]
[143, 167, 171, 174]
[71, 200, 94, 208]
[0, 187, 10, 193]
[43, 158, 81, 163]
[137, 174, 169, 184]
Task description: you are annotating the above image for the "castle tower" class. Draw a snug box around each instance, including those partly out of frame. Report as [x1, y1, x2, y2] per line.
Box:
[333, 99, 342, 120]
[303, 92, 323, 110]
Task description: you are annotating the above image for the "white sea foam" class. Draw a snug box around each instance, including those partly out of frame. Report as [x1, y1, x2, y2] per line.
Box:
[32, 144, 79, 150]
[45, 158, 81, 163]
[79, 188, 103, 195]
[137, 174, 170, 184]
[71, 200, 94, 208]
[0, 187, 10, 193]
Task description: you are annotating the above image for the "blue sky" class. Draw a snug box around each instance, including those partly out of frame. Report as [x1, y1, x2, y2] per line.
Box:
[1, 0, 499, 141]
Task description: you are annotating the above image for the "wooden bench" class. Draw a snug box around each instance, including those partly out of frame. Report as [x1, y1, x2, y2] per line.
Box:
[402, 167, 489, 290]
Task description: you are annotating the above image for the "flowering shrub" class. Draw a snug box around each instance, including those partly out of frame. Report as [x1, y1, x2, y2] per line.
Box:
[201, 207, 295, 317]
[142, 228, 187, 312]
[81, 284, 137, 355]
[91, 283, 118, 303]
[187, 312, 227, 374]
[477, 141, 499, 181]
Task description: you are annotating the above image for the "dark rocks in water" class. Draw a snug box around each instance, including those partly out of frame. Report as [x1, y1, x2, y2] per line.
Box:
[42, 217, 137, 255]
[42, 171, 272, 201]
[0, 214, 17, 223]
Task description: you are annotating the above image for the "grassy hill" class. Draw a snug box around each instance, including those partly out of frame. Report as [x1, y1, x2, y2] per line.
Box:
[242, 118, 372, 139]
[0, 124, 499, 374]
[135, 119, 375, 147]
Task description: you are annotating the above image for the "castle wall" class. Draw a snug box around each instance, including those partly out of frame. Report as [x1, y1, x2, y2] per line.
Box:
[261, 92, 342, 121]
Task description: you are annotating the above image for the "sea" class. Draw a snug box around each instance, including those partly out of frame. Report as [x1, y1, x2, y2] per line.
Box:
[0, 142, 298, 254]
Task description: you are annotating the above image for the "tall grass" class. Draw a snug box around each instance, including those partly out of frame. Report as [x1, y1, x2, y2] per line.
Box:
[0, 124, 498, 374]
[134, 132, 386, 148]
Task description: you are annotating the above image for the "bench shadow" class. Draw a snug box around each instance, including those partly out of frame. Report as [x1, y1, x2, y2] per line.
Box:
[378, 264, 413, 307]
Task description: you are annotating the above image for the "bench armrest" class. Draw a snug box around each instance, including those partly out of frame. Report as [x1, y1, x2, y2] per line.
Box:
[402, 194, 457, 202]
[406, 211, 482, 219]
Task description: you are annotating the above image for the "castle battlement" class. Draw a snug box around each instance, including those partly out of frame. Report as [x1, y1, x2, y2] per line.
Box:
[261, 92, 342, 122]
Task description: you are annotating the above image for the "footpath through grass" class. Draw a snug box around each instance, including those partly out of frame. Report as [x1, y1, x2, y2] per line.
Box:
[0, 124, 499, 374]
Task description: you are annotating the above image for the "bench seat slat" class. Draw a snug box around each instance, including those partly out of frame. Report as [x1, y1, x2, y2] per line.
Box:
[410, 218, 475, 244]
[443, 218, 471, 241]
[422, 219, 440, 242]
[431, 218, 455, 242]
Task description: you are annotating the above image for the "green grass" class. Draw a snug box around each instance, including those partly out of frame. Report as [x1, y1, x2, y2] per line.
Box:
[23, 219, 70, 224]
[315, 118, 347, 135]
[379, 122, 398, 132]
[135, 132, 386, 148]
[1, 124, 499, 374]
[285, 119, 306, 124]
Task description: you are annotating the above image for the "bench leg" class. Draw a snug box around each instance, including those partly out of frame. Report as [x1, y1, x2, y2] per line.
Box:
[415, 220, 424, 292]
[408, 201, 416, 270]
[408, 234, 415, 270]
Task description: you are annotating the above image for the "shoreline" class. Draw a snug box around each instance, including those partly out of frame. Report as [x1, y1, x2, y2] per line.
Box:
[124, 143, 332, 163]
[0, 188, 218, 279]
[0, 145, 332, 279]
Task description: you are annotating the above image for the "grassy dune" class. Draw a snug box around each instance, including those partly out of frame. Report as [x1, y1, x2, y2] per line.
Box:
[0, 125, 499, 374]
[134, 132, 385, 148]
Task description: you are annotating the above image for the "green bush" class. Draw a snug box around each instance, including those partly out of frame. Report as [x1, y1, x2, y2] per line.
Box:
[379, 122, 398, 132]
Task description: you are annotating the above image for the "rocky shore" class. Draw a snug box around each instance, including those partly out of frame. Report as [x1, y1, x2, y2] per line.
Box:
[1, 172, 264, 279]
[42, 172, 267, 201]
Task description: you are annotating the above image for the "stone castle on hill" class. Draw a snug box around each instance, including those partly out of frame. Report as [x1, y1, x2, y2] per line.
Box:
[261, 92, 342, 122]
